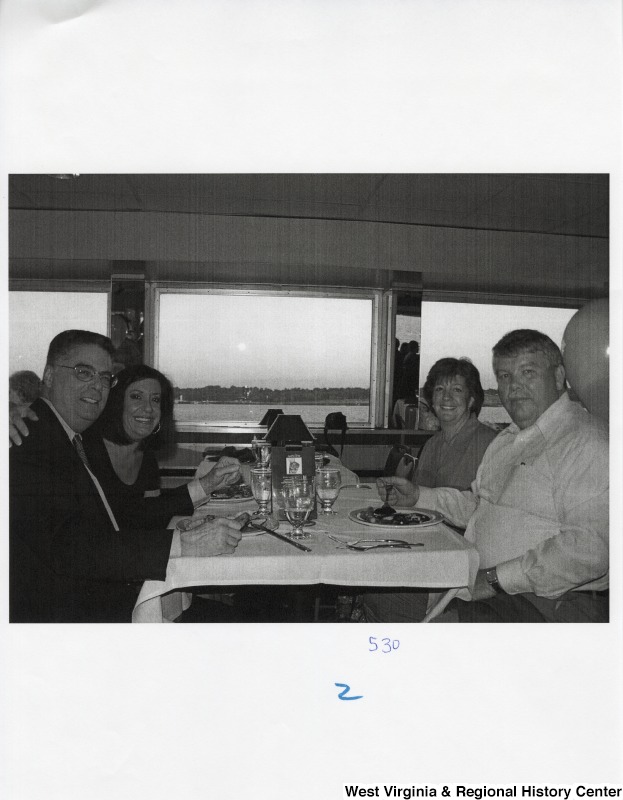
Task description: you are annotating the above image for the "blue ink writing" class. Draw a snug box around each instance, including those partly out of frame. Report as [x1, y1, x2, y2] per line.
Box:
[335, 682, 363, 701]
[369, 636, 400, 653]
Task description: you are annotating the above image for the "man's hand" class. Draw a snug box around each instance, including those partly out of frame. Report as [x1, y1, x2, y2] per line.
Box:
[9, 405, 39, 447]
[470, 569, 499, 601]
[199, 456, 242, 495]
[376, 476, 419, 507]
[180, 516, 243, 557]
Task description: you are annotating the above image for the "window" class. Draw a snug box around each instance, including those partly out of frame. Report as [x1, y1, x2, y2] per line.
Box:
[420, 301, 578, 426]
[154, 289, 378, 427]
[9, 291, 109, 377]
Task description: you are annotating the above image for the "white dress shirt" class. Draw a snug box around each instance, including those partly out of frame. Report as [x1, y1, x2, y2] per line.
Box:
[418, 393, 609, 598]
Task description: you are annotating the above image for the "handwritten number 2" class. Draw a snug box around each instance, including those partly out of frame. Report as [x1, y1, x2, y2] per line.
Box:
[335, 682, 363, 701]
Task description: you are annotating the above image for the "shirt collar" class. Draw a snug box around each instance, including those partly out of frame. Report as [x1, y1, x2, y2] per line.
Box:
[498, 391, 570, 442]
[41, 397, 79, 441]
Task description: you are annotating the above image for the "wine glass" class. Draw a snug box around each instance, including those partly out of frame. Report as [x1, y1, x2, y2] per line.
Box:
[250, 468, 272, 516]
[252, 437, 271, 468]
[316, 467, 341, 513]
[282, 476, 315, 539]
[314, 450, 326, 471]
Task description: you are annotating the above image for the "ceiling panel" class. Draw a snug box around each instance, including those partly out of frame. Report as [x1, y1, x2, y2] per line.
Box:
[8, 173, 609, 237]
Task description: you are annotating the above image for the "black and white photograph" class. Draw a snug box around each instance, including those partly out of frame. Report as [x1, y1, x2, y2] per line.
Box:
[6, 172, 610, 625]
[1, 2, 621, 799]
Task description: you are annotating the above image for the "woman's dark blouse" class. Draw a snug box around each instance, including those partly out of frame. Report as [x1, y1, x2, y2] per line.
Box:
[82, 429, 193, 529]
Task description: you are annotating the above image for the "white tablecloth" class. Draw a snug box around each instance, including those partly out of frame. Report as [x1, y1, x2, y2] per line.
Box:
[132, 483, 479, 622]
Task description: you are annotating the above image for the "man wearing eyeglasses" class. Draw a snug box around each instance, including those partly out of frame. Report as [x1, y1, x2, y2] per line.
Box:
[9, 329, 243, 623]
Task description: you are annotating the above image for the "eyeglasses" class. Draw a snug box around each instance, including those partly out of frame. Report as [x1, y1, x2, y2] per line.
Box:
[55, 363, 118, 389]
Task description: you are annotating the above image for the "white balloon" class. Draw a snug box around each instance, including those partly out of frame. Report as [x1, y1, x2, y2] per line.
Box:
[562, 299, 609, 422]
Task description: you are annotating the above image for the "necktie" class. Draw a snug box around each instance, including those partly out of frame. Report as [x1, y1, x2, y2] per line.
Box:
[72, 434, 120, 531]
[73, 434, 91, 471]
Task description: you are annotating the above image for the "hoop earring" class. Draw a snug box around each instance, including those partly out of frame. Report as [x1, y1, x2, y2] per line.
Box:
[152, 423, 161, 435]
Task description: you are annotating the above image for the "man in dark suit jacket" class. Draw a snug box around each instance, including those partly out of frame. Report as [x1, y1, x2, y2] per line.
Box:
[10, 330, 242, 623]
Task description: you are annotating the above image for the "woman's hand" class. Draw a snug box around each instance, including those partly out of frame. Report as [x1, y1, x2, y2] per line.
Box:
[199, 456, 241, 495]
[179, 516, 243, 557]
[376, 476, 420, 507]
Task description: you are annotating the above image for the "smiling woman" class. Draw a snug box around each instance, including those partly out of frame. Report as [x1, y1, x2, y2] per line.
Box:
[82, 364, 242, 530]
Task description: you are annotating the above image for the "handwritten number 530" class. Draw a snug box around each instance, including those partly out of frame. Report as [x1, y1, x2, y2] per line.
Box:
[369, 636, 400, 653]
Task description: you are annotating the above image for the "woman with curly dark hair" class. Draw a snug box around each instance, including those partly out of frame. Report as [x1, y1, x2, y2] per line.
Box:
[83, 364, 240, 530]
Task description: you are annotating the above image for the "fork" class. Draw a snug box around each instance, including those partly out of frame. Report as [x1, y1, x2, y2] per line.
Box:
[326, 533, 418, 547]
[372, 483, 396, 517]
[338, 542, 422, 551]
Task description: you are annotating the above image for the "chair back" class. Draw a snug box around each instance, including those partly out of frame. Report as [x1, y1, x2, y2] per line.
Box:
[383, 444, 417, 481]
[323, 412, 348, 458]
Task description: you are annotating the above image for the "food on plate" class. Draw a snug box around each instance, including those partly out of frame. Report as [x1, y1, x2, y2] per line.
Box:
[211, 482, 253, 500]
[372, 504, 395, 519]
[359, 506, 435, 525]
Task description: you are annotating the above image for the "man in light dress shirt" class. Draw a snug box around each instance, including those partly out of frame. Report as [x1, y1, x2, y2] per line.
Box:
[9, 329, 243, 622]
[381, 329, 609, 622]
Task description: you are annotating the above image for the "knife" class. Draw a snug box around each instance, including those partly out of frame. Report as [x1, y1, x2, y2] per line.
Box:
[239, 515, 312, 552]
[238, 512, 312, 552]
[256, 524, 312, 552]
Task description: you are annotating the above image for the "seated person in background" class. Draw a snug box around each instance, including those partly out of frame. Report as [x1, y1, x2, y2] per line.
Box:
[111, 313, 143, 371]
[416, 395, 441, 431]
[10, 330, 243, 623]
[391, 393, 419, 430]
[391, 345, 421, 429]
[364, 358, 497, 623]
[379, 329, 609, 623]
[9, 369, 42, 408]
[83, 364, 241, 530]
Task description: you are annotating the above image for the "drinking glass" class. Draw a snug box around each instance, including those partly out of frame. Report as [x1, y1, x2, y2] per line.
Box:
[316, 467, 341, 513]
[282, 476, 315, 539]
[250, 468, 272, 515]
[252, 437, 271, 468]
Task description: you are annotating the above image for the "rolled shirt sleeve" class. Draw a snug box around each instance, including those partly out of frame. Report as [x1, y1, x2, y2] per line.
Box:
[417, 485, 478, 528]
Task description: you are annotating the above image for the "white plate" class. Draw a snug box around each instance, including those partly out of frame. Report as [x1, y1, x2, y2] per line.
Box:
[348, 507, 444, 529]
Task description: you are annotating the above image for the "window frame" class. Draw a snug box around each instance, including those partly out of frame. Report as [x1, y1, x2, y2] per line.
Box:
[147, 282, 383, 430]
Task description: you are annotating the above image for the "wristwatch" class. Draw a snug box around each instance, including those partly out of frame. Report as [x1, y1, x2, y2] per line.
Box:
[485, 566, 503, 594]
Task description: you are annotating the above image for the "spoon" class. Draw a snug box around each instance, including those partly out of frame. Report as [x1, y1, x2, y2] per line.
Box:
[373, 483, 396, 518]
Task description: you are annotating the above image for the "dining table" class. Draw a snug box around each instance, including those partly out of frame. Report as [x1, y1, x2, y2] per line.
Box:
[132, 457, 479, 623]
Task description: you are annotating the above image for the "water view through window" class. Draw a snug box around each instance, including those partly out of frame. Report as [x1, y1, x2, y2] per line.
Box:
[157, 292, 375, 426]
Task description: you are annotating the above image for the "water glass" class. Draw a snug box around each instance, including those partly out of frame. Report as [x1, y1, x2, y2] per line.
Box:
[282, 475, 315, 539]
[252, 437, 271, 468]
[316, 467, 341, 513]
[250, 468, 272, 515]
